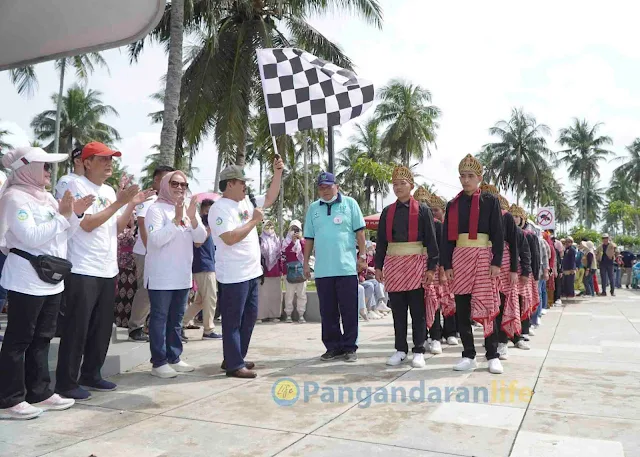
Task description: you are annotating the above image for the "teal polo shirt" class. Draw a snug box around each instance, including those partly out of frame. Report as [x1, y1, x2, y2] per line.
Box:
[304, 193, 366, 279]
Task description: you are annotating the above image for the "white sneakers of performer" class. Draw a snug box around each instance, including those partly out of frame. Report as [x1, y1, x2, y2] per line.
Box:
[453, 358, 478, 371]
[151, 364, 178, 379]
[488, 358, 504, 374]
[0, 402, 43, 420]
[515, 340, 531, 350]
[522, 334, 531, 341]
[446, 336, 459, 345]
[359, 308, 369, 321]
[528, 327, 536, 336]
[32, 394, 75, 411]
[554, 299, 562, 305]
[497, 343, 509, 360]
[429, 340, 442, 354]
[541, 309, 547, 315]
[386, 351, 407, 366]
[170, 361, 195, 373]
[412, 353, 426, 368]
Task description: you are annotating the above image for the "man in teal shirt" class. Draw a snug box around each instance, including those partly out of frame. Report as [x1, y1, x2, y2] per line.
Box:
[303, 172, 367, 363]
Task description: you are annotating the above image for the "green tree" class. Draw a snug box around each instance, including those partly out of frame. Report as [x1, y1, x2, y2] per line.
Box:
[375, 79, 440, 166]
[572, 180, 605, 228]
[30, 84, 121, 177]
[336, 145, 366, 207]
[478, 108, 553, 205]
[557, 118, 614, 226]
[0, 123, 13, 164]
[612, 138, 640, 233]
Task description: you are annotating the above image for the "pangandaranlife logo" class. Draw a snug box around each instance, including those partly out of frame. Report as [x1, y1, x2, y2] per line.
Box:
[17, 209, 29, 221]
[216, 217, 223, 226]
[271, 378, 533, 408]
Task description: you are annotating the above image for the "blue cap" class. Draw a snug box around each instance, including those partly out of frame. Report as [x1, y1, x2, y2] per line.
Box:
[317, 172, 335, 186]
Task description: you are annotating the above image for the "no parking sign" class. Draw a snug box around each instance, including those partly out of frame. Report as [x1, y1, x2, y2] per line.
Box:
[536, 206, 555, 230]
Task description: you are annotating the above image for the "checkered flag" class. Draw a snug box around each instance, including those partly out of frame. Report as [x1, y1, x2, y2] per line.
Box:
[257, 48, 374, 136]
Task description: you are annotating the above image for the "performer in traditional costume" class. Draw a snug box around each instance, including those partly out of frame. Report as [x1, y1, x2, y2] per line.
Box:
[442, 155, 504, 374]
[375, 167, 439, 368]
[509, 205, 541, 345]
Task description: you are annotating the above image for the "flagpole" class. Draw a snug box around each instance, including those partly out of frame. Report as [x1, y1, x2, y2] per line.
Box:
[327, 126, 335, 174]
[272, 136, 284, 239]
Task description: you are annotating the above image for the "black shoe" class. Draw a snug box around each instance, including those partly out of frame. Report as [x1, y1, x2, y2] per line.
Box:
[320, 350, 345, 361]
[600, 292, 607, 296]
[344, 351, 358, 363]
[626, 285, 630, 289]
[611, 292, 615, 297]
[128, 328, 149, 342]
[180, 329, 189, 343]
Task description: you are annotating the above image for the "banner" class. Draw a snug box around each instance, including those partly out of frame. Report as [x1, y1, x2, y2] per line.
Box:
[536, 207, 555, 230]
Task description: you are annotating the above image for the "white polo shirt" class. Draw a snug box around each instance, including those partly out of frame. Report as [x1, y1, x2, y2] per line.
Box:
[210, 195, 265, 284]
[54, 172, 81, 200]
[144, 201, 207, 290]
[67, 176, 123, 278]
[132, 195, 157, 255]
[0, 190, 81, 296]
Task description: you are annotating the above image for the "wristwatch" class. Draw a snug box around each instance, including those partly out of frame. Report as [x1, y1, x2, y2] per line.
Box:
[358, 254, 367, 260]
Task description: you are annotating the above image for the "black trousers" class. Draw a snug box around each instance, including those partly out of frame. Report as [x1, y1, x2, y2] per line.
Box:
[55, 274, 116, 392]
[427, 310, 457, 341]
[55, 289, 66, 338]
[0, 291, 61, 408]
[562, 273, 575, 297]
[390, 288, 426, 354]
[554, 274, 562, 301]
[600, 265, 615, 294]
[456, 294, 499, 360]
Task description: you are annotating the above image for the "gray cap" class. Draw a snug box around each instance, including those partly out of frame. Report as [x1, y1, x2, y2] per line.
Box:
[219, 165, 252, 182]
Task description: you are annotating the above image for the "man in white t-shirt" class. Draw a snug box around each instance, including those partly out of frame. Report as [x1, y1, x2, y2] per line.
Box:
[210, 159, 283, 379]
[55, 142, 152, 401]
[54, 146, 84, 200]
[128, 165, 174, 342]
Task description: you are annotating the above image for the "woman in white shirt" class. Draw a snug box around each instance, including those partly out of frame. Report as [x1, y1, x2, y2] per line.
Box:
[144, 171, 207, 378]
[0, 147, 93, 420]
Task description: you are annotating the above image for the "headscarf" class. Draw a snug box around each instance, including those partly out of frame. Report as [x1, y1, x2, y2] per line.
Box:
[157, 170, 188, 205]
[260, 220, 281, 270]
[0, 147, 56, 209]
[282, 220, 304, 263]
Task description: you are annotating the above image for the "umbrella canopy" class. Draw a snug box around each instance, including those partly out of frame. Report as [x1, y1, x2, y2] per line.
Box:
[196, 192, 221, 203]
[364, 213, 381, 230]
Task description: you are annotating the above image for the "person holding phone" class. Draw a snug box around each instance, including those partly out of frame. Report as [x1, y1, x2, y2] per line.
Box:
[282, 220, 307, 323]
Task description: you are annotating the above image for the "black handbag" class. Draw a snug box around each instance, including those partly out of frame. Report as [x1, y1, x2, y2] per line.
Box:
[10, 248, 73, 284]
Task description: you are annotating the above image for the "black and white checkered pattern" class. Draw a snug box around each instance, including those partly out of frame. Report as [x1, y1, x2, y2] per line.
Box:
[257, 48, 374, 136]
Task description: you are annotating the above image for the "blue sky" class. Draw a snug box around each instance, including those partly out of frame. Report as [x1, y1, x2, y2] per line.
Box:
[1, 0, 637, 212]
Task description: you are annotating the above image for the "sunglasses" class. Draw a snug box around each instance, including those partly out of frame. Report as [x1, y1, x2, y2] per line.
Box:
[44, 163, 52, 172]
[170, 181, 189, 189]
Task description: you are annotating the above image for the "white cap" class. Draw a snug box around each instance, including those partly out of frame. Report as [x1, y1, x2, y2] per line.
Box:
[8, 147, 68, 171]
[289, 219, 302, 230]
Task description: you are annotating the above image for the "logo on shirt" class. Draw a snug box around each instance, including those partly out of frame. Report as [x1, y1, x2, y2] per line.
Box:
[97, 197, 108, 208]
[47, 211, 55, 220]
[239, 210, 249, 222]
[216, 217, 223, 226]
[17, 209, 28, 221]
[148, 225, 154, 232]
[136, 203, 144, 210]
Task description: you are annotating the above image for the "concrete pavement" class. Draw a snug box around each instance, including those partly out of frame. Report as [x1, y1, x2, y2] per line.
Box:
[1, 289, 639, 457]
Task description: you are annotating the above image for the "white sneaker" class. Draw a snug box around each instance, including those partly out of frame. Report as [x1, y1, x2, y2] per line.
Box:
[554, 299, 562, 305]
[412, 353, 426, 368]
[0, 402, 42, 420]
[488, 358, 504, 374]
[386, 351, 407, 366]
[515, 340, 531, 350]
[497, 342, 509, 360]
[430, 340, 442, 354]
[366, 311, 377, 320]
[32, 394, 75, 411]
[453, 357, 478, 371]
[541, 309, 547, 315]
[170, 361, 195, 373]
[528, 327, 536, 336]
[151, 364, 178, 378]
[446, 336, 459, 345]
[359, 308, 369, 321]
[376, 302, 391, 313]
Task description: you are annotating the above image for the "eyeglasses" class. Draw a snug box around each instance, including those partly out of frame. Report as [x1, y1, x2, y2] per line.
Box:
[44, 163, 52, 172]
[170, 181, 189, 189]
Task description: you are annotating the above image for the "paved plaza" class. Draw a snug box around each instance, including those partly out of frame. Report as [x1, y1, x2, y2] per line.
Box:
[1, 289, 640, 457]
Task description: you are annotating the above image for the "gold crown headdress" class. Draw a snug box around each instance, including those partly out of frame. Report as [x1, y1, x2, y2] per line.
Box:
[429, 194, 447, 210]
[497, 194, 510, 211]
[392, 165, 414, 185]
[479, 183, 499, 195]
[458, 154, 483, 176]
[412, 185, 432, 203]
[509, 204, 526, 219]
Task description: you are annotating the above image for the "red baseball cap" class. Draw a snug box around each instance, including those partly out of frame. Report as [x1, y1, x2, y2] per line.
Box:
[81, 142, 122, 161]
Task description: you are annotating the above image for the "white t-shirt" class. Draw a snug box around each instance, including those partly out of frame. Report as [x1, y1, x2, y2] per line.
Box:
[67, 176, 122, 278]
[144, 201, 207, 290]
[133, 195, 157, 255]
[0, 190, 81, 296]
[54, 172, 81, 200]
[210, 195, 266, 284]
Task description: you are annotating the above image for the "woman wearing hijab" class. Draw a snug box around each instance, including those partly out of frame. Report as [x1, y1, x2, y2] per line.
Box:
[582, 241, 596, 297]
[144, 171, 207, 378]
[0, 147, 94, 420]
[282, 220, 307, 323]
[257, 221, 283, 322]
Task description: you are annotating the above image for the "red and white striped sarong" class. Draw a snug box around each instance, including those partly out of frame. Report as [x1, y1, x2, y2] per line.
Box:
[438, 268, 456, 318]
[499, 242, 521, 339]
[425, 281, 439, 329]
[529, 275, 540, 318]
[452, 246, 500, 337]
[383, 254, 426, 293]
[518, 273, 533, 320]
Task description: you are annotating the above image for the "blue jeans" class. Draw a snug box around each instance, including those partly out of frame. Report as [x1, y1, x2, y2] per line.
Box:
[583, 270, 595, 296]
[219, 278, 259, 373]
[615, 265, 622, 288]
[532, 280, 547, 326]
[600, 265, 615, 294]
[148, 289, 190, 368]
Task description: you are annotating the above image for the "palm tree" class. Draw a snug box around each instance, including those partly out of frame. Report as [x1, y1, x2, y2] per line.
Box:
[130, 1, 382, 172]
[336, 145, 366, 207]
[478, 108, 553, 205]
[375, 79, 441, 165]
[0, 124, 12, 151]
[30, 84, 121, 177]
[613, 138, 640, 204]
[572, 180, 605, 228]
[557, 118, 614, 226]
[10, 54, 109, 187]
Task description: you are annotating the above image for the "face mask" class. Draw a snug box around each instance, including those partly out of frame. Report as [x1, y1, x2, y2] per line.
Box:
[321, 195, 338, 204]
[201, 214, 209, 226]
